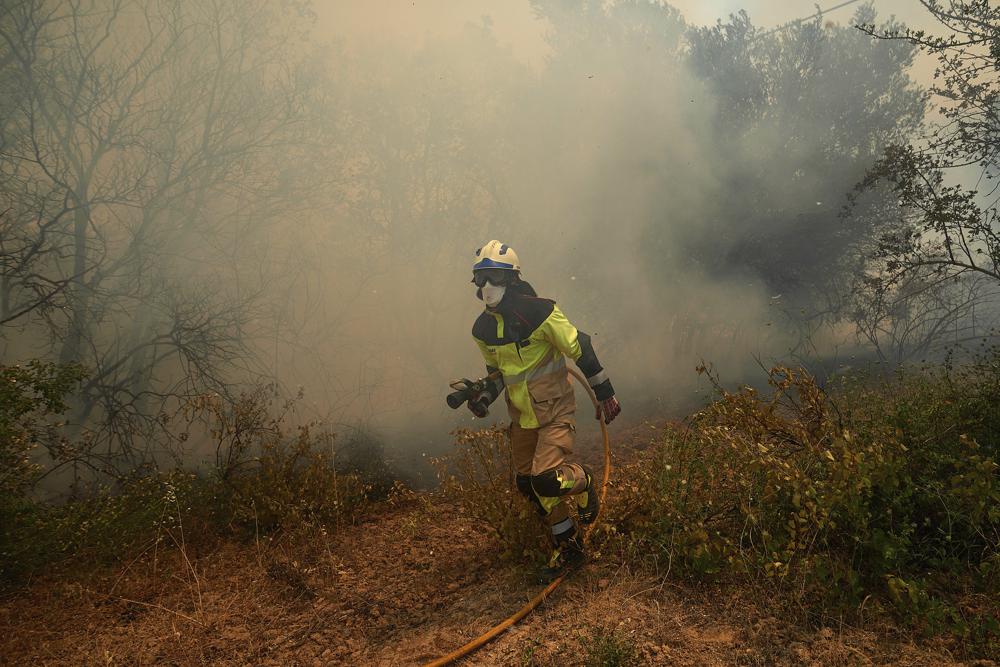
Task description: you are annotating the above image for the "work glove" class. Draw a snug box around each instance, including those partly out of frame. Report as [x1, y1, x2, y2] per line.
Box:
[467, 392, 490, 418]
[595, 395, 621, 425]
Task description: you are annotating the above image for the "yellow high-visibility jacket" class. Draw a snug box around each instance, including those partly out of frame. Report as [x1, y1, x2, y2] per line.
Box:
[472, 286, 613, 429]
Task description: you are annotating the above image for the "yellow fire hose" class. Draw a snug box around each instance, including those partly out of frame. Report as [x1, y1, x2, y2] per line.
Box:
[423, 367, 612, 667]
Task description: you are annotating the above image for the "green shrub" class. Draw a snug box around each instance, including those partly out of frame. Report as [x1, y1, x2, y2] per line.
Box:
[2, 470, 213, 585]
[0, 361, 87, 500]
[584, 628, 639, 667]
[614, 359, 999, 649]
[1, 361, 87, 583]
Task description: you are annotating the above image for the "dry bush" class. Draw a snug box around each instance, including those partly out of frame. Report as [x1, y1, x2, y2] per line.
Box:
[613, 361, 1000, 653]
[335, 427, 397, 498]
[223, 424, 370, 534]
[434, 427, 548, 564]
[183, 388, 373, 534]
[2, 385, 378, 587]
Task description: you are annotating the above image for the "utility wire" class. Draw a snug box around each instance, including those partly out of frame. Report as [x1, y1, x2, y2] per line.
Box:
[758, 0, 867, 38]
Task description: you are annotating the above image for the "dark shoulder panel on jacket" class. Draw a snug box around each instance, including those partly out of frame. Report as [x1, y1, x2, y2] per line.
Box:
[509, 295, 555, 334]
[472, 311, 501, 345]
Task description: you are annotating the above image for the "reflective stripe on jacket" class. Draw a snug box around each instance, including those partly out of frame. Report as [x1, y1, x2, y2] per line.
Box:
[472, 289, 598, 429]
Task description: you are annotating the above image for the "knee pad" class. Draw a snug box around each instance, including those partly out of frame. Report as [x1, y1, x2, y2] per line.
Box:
[530, 469, 563, 497]
[516, 473, 546, 515]
[515, 473, 533, 498]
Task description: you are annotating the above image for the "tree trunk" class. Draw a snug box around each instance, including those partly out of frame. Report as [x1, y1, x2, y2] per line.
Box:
[59, 198, 90, 364]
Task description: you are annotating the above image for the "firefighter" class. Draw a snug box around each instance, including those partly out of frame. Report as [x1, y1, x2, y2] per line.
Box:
[466, 240, 621, 577]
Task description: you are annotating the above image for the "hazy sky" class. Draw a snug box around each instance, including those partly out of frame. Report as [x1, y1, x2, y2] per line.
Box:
[316, 0, 939, 74]
[672, 0, 933, 28]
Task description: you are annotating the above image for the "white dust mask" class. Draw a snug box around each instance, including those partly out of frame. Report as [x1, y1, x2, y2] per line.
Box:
[481, 282, 506, 308]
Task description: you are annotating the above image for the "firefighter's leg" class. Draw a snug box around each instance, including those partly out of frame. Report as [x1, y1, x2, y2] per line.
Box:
[532, 391, 600, 524]
[509, 420, 544, 516]
[529, 400, 588, 562]
[531, 458, 586, 579]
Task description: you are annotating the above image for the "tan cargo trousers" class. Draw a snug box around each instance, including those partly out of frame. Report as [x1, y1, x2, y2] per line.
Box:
[507, 381, 589, 538]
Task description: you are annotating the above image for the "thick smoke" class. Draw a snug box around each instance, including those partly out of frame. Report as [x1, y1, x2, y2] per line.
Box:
[0, 0, 942, 476]
[259, 1, 934, 463]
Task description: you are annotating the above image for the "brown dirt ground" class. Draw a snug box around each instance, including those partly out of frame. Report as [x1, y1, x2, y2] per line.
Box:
[0, 423, 992, 666]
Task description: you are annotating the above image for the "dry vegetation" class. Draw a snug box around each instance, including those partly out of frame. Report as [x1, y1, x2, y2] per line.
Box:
[0, 477, 979, 666]
[2, 356, 999, 664]
[608, 359, 1000, 658]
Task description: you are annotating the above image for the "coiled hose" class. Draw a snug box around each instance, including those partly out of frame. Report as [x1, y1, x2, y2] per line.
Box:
[422, 367, 612, 666]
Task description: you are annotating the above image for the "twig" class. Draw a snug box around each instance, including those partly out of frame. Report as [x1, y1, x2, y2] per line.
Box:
[113, 596, 206, 627]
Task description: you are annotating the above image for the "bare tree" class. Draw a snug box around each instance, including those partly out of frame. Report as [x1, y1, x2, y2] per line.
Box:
[0, 0, 324, 469]
[0, 2, 85, 329]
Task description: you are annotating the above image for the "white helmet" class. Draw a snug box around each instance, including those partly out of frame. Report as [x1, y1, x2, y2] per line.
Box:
[473, 240, 520, 273]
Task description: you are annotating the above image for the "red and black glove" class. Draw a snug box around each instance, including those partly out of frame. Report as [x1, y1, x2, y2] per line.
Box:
[595, 395, 621, 424]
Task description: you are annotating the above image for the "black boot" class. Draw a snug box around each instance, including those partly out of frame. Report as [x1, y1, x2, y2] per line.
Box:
[537, 528, 586, 584]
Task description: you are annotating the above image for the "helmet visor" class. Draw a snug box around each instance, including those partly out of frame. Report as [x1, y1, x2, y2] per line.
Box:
[472, 268, 512, 288]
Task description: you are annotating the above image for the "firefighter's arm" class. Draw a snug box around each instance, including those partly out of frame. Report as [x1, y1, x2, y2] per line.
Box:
[473, 339, 505, 410]
[542, 306, 616, 402]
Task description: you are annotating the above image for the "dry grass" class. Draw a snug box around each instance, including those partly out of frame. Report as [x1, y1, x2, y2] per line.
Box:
[0, 486, 973, 666]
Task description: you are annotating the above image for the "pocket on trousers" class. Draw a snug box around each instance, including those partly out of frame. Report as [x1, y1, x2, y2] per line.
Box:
[527, 374, 570, 402]
[529, 397, 555, 425]
[529, 374, 574, 428]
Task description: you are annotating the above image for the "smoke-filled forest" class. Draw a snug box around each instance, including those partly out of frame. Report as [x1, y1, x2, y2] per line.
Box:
[1, 1, 998, 664]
